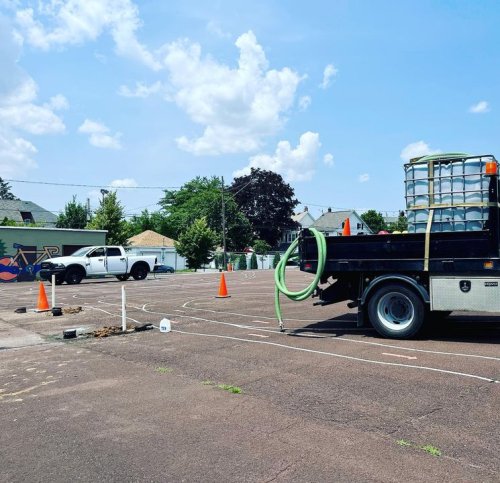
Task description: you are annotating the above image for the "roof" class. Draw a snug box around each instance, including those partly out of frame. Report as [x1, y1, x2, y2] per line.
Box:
[127, 230, 176, 247]
[292, 211, 312, 223]
[0, 200, 58, 226]
[311, 210, 354, 231]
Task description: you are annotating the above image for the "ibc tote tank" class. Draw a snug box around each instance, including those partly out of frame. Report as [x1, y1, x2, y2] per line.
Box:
[404, 153, 492, 233]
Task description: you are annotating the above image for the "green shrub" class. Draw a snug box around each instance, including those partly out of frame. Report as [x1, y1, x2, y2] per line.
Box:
[250, 252, 258, 269]
[239, 253, 247, 270]
[272, 252, 281, 268]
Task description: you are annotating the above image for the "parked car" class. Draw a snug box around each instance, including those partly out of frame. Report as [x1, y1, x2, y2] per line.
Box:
[153, 264, 175, 274]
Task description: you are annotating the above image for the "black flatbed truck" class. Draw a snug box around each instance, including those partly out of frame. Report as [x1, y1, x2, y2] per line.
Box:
[298, 156, 500, 339]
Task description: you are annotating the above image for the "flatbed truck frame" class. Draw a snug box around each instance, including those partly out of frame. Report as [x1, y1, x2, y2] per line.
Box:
[298, 156, 500, 338]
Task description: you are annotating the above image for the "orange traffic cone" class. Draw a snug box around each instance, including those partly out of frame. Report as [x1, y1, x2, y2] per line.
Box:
[342, 217, 351, 236]
[35, 282, 50, 312]
[215, 273, 231, 298]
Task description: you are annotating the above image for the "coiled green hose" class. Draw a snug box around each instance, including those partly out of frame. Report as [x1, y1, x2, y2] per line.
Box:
[274, 228, 327, 330]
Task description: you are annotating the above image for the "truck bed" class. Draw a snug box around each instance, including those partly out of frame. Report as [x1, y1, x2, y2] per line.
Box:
[299, 229, 500, 275]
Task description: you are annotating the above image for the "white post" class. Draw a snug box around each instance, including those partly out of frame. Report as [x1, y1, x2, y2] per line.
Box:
[51, 274, 56, 308]
[121, 285, 126, 332]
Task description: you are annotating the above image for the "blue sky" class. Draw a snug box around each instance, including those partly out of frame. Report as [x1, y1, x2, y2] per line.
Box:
[0, 0, 499, 221]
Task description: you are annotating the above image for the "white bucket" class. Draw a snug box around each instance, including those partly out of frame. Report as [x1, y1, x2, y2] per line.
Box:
[159, 318, 171, 333]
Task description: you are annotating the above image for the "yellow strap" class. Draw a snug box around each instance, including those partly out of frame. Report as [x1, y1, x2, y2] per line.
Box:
[424, 210, 434, 272]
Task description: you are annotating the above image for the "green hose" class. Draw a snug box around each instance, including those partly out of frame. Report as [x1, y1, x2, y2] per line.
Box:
[274, 228, 327, 331]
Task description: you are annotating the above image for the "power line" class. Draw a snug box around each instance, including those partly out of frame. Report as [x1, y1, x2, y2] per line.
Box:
[4, 179, 179, 190]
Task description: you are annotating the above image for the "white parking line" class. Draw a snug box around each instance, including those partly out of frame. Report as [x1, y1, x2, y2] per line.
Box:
[247, 333, 269, 338]
[382, 352, 417, 360]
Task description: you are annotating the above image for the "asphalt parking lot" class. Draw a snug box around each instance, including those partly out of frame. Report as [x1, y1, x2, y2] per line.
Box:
[1, 270, 499, 482]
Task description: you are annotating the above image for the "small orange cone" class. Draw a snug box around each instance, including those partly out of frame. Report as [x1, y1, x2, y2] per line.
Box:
[342, 217, 351, 236]
[35, 282, 50, 311]
[215, 273, 231, 298]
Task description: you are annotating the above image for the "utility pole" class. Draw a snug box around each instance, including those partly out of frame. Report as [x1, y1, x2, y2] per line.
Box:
[221, 176, 227, 270]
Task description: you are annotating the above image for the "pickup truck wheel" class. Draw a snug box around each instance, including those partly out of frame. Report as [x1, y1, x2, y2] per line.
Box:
[54, 276, 64, 285]
[131, 265, 148, 280]
[116, 274, 130, 281]
[65, 268, 83, 285]
[368, 284, 425, 339]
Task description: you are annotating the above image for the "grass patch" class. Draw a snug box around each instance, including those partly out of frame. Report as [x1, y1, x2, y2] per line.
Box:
[217, 384, 242, 394]
[155, 367, 173, 374]
[202, 380, 215, 386]
[421, 444, 441, 457]
[396, 439, 412, 447]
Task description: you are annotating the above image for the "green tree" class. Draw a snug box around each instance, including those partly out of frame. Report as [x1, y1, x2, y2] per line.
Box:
[231, 168, 299, 247]
[361, 210, 387, 233]
[0, 178, 18, 200]
[239, 253, 247, 270]
[253, 239, 271, 269]
[174, 217, 218, 271]
[87, 191, 129, 245]
[159, 176, 252, 250]
[387, 211, 408, 232]
[273, 252, 281, 268]
[126, 209, 171, 237]
[56, 196, 88, 229]
[250, 252, 258, 269]
[0, 217, 16, 226]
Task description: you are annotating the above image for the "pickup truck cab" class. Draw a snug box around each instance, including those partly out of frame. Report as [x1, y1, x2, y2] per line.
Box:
[39, 246, 156, 285]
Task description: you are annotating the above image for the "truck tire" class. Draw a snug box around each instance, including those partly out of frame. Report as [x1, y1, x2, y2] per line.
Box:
[65, 267, 84, 285]
[116, 274, 130, 281]
[367, 284, 425, 339]
[131, 263, 149, 280]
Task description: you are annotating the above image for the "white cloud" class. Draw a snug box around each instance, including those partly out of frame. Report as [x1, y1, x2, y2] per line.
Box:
[0, 18, 65, 175]
[358, 173, 370, 183]
[78, 119, 122, 149]
[47, 94, 69, 110]
[323, 153, 334, 166]
[400, 141, 440, 162]
[298, 95, 311, 111]
[206, 20, 231, 39]
[118, 81, 165, 98]
[233, 131, 320, 182]
[15, 0, 161, 70]
[110, 178, 138, 188]
[469, 100, 490, 114]
[161, 30, 302, 155]
[320, 63, 338, 89]
[0, 130, 37, 176]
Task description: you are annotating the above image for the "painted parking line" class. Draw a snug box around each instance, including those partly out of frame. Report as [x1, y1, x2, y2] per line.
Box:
[247, 333, 269, 338]
[251, 320, 270, 324]
[382, 352, 417, 360]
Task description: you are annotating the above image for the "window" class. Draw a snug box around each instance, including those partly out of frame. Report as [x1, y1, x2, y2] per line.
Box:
[107, 247, 121, 257]
[89, 247, 105, 257]
[20, 211, 34, 224]
[357, 223, 362, 230]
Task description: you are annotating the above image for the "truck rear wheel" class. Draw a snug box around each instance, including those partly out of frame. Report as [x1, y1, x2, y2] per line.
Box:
[131, 264, 148, 280]
[368, 284, 425, 339]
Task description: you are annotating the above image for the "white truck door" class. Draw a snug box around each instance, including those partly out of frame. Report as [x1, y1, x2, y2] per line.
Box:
[106, 247, 128, 274]
[87, 247, 107, 274]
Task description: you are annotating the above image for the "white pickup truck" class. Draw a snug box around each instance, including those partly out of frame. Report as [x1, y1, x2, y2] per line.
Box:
[39, 246, 156, 285]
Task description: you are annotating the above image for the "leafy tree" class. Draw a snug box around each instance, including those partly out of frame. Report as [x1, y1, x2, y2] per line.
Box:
[253, 239, 271, 268]
[273, 252, 281, 268]
[174, 217, 217, 271]
[388, 211, 408, 232]
[0, 178, 18, 200]
[0, 217, 16, 226]
[87, 191, 129, 245]
[250, 252, 258, 269]
[126, 209, 171, 237]
[231, 168, 299, 247]
[159, 176, 252, 250]
[361, 210, 387, 233]
[56, 196, 88, 229]
[239, 253, 247, 270]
